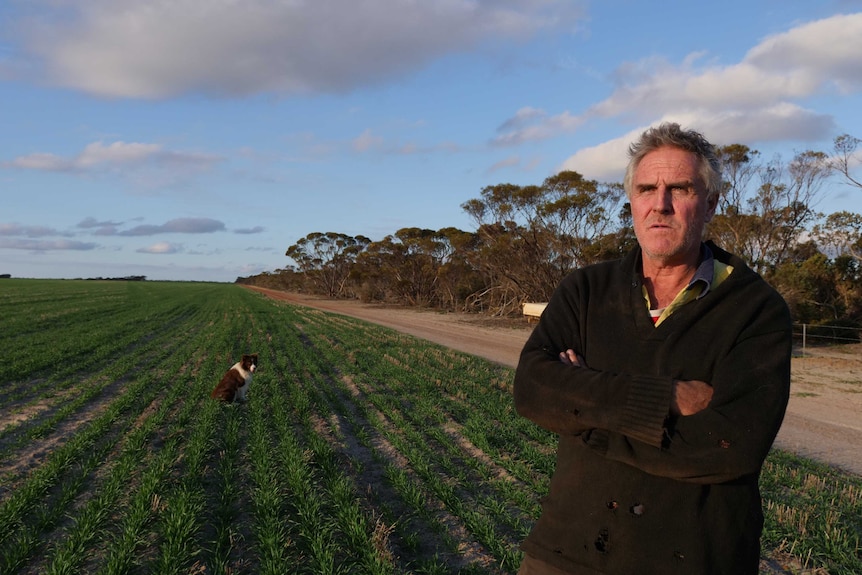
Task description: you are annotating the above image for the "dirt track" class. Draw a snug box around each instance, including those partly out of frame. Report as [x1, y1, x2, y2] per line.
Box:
[247, 287, 862, 476]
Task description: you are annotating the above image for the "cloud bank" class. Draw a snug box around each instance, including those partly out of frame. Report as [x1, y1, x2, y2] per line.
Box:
[0, 217, 231, 253]
[6, 141, 221, 176]
[13, 0, 583, 98]
[556, 13, 862, 181]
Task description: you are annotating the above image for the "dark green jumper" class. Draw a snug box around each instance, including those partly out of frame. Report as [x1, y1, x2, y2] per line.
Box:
[514, 242, 792, 575]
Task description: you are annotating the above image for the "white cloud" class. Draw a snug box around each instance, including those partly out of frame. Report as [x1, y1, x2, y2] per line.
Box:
[0, 238, 97, 251]
[77, 217, 126, 236]
[77, 141, 162, 167]
[745, 12, 862, 93]
[492, 109, 584, 146]
[15, 0, 584, 98]
[558, 129, 639, 183]
[5, 153, 72, 171]
[77, 217, 124, 229]
[557, 13, 862, 179]
[498, 106, 547, 131]
[0, 223, 70, 237]
[235, 226, 265, 235]
[587, 13, 862, 126]
[137, 242, 182, 254]
[559, 105, 838, 183]
[486, 155, 521, 174]
[118, 218, 227, 237]
[6, 141, 221, 174]
[352, 129, 384, 153]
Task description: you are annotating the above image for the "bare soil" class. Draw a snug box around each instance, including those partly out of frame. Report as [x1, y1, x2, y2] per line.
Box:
[247, 287, 862, 476]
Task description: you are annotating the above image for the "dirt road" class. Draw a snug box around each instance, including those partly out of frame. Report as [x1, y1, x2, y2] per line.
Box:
[247, 287, 862, 476]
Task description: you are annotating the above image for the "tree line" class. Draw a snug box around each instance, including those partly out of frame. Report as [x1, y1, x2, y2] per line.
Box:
[239, 134, 862, 331]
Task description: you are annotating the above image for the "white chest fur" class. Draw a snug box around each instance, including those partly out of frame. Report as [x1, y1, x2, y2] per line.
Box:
[232, 362, 254, 401]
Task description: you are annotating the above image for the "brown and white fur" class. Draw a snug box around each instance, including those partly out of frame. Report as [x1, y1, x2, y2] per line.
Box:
[210, 354, 258, 403]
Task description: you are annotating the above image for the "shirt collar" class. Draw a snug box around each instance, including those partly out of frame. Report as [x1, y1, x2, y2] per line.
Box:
[686, 243, 715, 299]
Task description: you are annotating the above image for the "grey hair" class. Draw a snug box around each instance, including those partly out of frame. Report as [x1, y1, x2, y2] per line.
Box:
[623, 122, 722, 201]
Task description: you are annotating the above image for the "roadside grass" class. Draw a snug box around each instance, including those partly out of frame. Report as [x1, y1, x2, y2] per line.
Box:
[0, 279, 858, 574]
[760, 451, 862, 575]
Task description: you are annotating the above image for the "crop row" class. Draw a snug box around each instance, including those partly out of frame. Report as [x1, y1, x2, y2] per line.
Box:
[0, 280, 540, 574]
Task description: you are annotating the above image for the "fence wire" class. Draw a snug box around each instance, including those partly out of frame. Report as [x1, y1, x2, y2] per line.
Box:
[793, 323, 861, 347]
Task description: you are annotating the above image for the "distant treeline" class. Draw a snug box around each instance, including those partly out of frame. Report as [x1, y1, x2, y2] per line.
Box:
[0, 275, 147, 281]
[240, 137, 862, 329]
[86, 276, 148, 282]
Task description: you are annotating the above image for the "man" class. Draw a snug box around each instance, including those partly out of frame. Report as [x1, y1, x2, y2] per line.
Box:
[513, 123, 791, 574]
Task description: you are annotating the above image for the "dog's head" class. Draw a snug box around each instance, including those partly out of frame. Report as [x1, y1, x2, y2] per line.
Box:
[241, 353, 259, 373]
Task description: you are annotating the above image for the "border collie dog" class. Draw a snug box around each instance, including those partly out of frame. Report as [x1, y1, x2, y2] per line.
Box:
[210, 354, 258, 403]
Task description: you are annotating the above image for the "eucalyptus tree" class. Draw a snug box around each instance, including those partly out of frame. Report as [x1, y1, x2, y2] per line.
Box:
[709, 148, 829, 275]
[770, 244, 862, 324]
[812, 211, 862, 263]
[285, 232, 371, 297]
[359, 228, 447, 307]
[831, 133, 862, 190]
[716, 144, 761, 214]
[353, 227, 482, 309]
[810, 211, 862, 321]
[461, 171, 624, 314]
[433, 227, 484, 311]
[709, 141, 859, 324]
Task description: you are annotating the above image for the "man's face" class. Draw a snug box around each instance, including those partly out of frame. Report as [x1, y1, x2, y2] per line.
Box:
[630, 146, 717, 267]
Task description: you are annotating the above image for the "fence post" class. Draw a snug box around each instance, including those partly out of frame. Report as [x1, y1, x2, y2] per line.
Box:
[802, 323, 806, 357]
[801, 323, 807, 370]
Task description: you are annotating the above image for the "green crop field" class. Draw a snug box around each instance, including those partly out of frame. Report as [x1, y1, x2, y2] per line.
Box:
[1, 279, 860, 574]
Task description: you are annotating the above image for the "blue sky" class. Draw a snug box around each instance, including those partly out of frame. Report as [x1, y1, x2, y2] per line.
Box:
[2, 0, 861, 282]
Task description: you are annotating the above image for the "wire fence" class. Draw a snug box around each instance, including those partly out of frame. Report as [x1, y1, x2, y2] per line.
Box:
[791, 323, 862, 377]
[793, 323, 862, 349]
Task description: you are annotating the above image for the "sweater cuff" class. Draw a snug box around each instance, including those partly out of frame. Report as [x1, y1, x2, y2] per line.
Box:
[616, 375, 673, 448]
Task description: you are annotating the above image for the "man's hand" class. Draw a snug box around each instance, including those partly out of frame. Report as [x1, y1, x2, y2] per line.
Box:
[671, 380, 713, 416]
[559, 349, 586, 367]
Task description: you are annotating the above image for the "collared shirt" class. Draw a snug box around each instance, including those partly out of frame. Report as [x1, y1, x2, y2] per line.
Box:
[644, 244, 734, 326]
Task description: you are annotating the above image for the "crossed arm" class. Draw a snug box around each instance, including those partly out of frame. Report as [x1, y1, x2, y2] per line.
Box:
[515, 328, 791, 483]
[558, 349, 713, 417]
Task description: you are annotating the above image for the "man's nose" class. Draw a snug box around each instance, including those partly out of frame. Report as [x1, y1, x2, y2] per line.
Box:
[652, 187, 674, 212]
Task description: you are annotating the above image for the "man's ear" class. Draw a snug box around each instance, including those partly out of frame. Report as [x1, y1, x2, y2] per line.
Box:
[704, 194, 718, 223]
